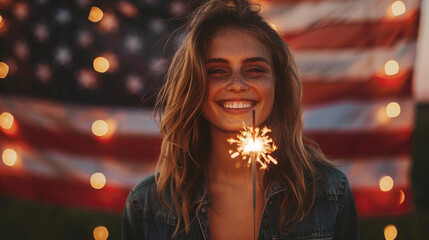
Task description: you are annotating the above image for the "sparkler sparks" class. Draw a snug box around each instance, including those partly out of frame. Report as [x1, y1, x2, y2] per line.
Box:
[228, 123, 278, 169]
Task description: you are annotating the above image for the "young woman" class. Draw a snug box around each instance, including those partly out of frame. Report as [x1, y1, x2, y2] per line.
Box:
[122, 0, 359, 239]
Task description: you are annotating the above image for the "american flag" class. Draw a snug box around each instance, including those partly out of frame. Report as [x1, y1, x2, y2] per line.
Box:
[0, 0, 418, 219]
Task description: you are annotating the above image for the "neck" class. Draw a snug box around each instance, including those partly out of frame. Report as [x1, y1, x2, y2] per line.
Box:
[208, 125, 263, 184]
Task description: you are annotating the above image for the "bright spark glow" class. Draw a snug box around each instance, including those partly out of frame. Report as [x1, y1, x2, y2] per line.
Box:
[90, 172, 106, 189]
[93, 57, 110, 73]
[379, 176, 394, 192]
[386, 102, 401, 118]
[2, 148, 17, 166]
[228, 124, 277, 169]
[0, 62, 9, 78]
[384, 60, 399, 76]
[92, 120, 109, 136]
[0, 112, 14, 129]
[88, 7, 104, 23]
[399, 190, 405, 205]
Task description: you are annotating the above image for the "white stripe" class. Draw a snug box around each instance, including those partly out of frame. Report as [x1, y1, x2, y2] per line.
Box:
[0, 96, 160, 135]
[262, 0, 420, 33]
[0, 141, 155, 187]
[337, 156, 410, 188]
[303, 98, 414, 131]
[294, 40, 416, 81]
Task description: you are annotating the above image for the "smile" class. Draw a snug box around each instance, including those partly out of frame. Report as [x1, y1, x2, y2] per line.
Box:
[216, 100, 259, 109]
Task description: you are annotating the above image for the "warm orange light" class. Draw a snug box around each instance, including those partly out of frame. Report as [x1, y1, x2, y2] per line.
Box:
[392, 1, 406, 16]
[384, 224, 398, 240]
[90, 172, 106, 189]
[386, 102, 401, 118]
[92, 120, 109, 136]
[0, 112, 14, 129]
[93, 57, 110, 73]
[384, 60, 399, 76]
[380, 176, 394, 192]
[88, 6, 104, 22]
[0, 62, 9, 78]
[399, 190, 405, 205]
[2, 148, 17, 166]
[0, 15, 3, 24]
[93, 226, 109, 240]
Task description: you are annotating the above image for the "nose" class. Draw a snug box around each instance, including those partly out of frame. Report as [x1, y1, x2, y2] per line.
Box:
[226, 73, 248, 92]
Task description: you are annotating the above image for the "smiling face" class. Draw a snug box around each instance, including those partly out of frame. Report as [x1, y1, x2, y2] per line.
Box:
[202, 28, 275, 132]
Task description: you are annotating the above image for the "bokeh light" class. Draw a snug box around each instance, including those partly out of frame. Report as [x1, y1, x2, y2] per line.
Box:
[384, 60, 399, 76]
[93, 226, 109, 240]
[93, 57, 110, 73]
[0, 62, 10, 78]
[399, 190, 405, 205]
[90, 172, 106, 189]
[384, 224, 398, 240]
[92, 120, 109, 136]
[88, 7, 104, 23]
[392, 1, 406, 16]
[2, 148, 17, 167]
[380, 176, 394, 192]
[386, 102, 401, 118]
[0, 112, 14, 129]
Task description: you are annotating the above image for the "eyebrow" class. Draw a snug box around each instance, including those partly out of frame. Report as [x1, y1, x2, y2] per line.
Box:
[206, 57, 270, 65]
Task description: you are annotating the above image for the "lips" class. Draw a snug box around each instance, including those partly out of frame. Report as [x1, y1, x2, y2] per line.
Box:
[216, 100, 259, 110]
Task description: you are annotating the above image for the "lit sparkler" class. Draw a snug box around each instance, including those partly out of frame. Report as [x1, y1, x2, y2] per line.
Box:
[227, 124, 278, 169]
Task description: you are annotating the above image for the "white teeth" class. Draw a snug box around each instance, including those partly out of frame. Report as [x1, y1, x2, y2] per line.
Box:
[223, 101, 253, 109]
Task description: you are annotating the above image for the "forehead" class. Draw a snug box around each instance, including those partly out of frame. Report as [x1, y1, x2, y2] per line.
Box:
[207, 28, 272, 62]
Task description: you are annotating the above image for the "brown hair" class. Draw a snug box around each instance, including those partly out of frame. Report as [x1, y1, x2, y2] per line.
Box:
[154, 0, 332, 235]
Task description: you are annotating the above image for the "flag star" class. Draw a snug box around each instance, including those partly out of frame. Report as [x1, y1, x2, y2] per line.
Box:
[34, 23, 49, 42]
[13, 2, 30, 21]
[170, 1, 186, 16]
[126, 75, 144, 94]
[77, 30, 93, 48]
[35, 63, 52, 83]
[55, 8, 72, 25]
[150, 19, 165, 35]
[150, 58, 166, 74]
[14, 41, 29, 60]
[77, 69, 97, 89]
[124, 35, 142, 53]
[54, 47, 72, 66]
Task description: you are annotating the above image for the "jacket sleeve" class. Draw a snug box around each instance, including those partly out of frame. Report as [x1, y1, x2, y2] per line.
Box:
[333, 176, 359, 240]
[122, 194, 145, 240]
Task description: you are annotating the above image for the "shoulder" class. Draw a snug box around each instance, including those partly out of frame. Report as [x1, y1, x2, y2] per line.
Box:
[127, 174, 177, 225]
[313, 163, 349, 203]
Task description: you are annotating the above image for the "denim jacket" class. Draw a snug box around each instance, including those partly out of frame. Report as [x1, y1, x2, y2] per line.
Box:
[122, 164, 359, 240]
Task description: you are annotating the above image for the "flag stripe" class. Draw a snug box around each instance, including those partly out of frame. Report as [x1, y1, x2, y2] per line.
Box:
[283, 11, 419, 49]
[262, 0, 420, 33]
[302, 71, 412, 105]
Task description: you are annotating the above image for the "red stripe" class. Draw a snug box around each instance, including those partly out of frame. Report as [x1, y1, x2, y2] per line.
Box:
[0, 170, 410, 216]
[0, 170, 128, 214]
[353, 188, 411, 217]
[305, 128, 411, 159]
[0, 121, 161, 163]
[283, 11, 419, 49]
[1, 122, 411, 161]
[302, 70, 412, 107]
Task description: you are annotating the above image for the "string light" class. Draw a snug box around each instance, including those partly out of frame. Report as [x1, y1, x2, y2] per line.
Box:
[384, 60, 399, 76]
[88, 7, 104, 23]
[2, 148, 17, 167]
[0, 62, 9, 78]
[0, 112, 14, 129]
[93, 57, 110, 73]
[93, 226, 109, 240]
[92, 120, 109, 136]
[384, 224, 398, 240]
[90, 172, 106, 189]
[379, 176, 394, 192]
[391, 1, 406, 16]
[386, 102, 401, 118]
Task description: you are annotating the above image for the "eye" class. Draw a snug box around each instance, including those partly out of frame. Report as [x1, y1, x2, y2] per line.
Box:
[244, 66, 267, 77]
[207, 68, 227, 74]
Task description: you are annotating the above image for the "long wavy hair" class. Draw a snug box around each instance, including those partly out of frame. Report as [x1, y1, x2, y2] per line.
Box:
[154, 0, 332, 235]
